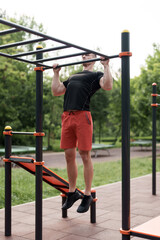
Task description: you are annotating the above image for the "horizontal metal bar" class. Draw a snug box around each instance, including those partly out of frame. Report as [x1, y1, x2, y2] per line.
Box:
[0, 28, 20, 36]
[12, 131, 35, 135]
[55, 58, 102, 68]
[33, 51, 88, 63]
[44, 55, 120, 70]
[0, 51, 50, 68]
[12, 45, 70, 57]
[0, 18, 109, 58]
[0, 37, 47, 50]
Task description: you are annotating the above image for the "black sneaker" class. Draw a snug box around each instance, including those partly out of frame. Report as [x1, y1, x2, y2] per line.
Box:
[62, 190, 82, 210]
[77, 195, 93, 213]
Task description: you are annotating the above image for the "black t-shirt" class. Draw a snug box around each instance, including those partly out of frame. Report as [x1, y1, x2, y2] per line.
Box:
[63, 70, 103, 111]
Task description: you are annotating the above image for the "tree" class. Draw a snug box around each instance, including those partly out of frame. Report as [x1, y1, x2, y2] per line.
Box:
[130, 43, 160, 137]
[0, 12, 46, 145]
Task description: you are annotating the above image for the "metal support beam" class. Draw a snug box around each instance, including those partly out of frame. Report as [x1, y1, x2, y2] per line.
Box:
[121, 30, 130, 240]
[35, 46, 43, 240]
[152, 83, 157, 195]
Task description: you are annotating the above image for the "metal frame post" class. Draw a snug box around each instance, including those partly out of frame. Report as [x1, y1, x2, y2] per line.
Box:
[4, 126, 12, 236]
[121, 30, 130, 240]
[35, 46, 43, 240]
[61, 194, 68, 218]
[152, 83, 157, 195]
[90, 190, 96, 223]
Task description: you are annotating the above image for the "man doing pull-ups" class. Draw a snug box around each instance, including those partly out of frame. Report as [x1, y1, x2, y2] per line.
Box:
[51, 53, 113, 213]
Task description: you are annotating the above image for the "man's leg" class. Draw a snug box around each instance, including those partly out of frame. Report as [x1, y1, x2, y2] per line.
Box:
[77, 150, 93, 213]
[65, 148, 77, 192]
[62, 148, 81, 210]
[78, 150, 93, 195]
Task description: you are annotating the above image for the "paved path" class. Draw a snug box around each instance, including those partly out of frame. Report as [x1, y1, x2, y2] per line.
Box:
[0, 146, 158, 168]
[0, 173, 160, 239]
[37, 146, 158, 169]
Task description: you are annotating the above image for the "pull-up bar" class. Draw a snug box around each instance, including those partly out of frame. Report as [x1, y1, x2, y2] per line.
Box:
[0, 18, 132, 71]
[0, 18, 110, 58]
[46, 55, 120, 70]
[36, 52, 131, 70]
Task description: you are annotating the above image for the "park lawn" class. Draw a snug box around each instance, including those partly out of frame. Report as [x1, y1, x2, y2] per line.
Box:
[0, 156, 160, 209]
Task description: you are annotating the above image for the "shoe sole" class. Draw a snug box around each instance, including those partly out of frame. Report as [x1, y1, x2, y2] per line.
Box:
[62, 195, 82, 210]
[77, 199, 93, 213]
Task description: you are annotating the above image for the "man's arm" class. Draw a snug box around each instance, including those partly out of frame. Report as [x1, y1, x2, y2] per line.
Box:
[99, 58, 113, 91]
[51, 64, 66, 96]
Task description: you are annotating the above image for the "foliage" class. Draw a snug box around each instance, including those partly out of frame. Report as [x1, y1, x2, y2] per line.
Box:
[0, 11, 46, 145]
[130, 43, 160, 137]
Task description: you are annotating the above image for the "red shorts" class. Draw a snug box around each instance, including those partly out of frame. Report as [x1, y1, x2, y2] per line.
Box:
[60, 111, 93, 151]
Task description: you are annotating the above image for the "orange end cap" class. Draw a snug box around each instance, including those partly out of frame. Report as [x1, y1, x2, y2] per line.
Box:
[93, 197, 98, 202]
[60, 193, 67, 197]
[34, 66, 44, 72]
[151, 94, 158, 96]
[151, 103, 158, 107]
[91, 189, 96, 193]
[34, 161, 45, 165]
[120, 228, 130, 235]
[3, 131, 13, 136]
[33, 132, 45, 137]
[3, 158, 11, 162]
[119, 52, 132, 58]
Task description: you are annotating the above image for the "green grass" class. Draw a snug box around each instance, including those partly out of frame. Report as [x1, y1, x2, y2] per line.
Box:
[0, 156, 160, 209]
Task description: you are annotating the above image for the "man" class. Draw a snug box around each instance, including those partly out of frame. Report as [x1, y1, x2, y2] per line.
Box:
[51, 53, 113, 213]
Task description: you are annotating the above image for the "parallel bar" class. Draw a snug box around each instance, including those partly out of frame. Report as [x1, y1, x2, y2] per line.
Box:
[12, 45, 70, 57]
[0, 28, 20, 35]
[152, 83, 157, 195]
[0, 37, 47, 50]
[121, 31, 130, 240]
[0, 18, 111, 58]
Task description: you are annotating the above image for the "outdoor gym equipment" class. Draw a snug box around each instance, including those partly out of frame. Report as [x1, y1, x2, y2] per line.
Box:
[0, 18, 140, 240]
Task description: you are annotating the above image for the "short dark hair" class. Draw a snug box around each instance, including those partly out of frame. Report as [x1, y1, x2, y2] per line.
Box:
[92, 53, 97, 58]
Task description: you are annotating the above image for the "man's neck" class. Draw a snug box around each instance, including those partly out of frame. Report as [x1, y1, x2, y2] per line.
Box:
[83, 66, 94, 71]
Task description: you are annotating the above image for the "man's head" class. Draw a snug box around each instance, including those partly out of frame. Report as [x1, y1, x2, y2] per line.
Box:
[82, 53, 97, 69]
